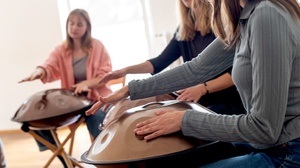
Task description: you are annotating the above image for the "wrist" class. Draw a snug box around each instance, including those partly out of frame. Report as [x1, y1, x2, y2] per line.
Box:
[36, 67, 46, 79]
[203, 82, 209, 95]
[86, 82, 92, 89]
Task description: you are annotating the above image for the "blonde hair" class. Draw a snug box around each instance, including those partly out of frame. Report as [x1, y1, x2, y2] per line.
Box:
[65, 9, 92, 52]
[212, 0, 300, 47]
[177, 0, 213, 41]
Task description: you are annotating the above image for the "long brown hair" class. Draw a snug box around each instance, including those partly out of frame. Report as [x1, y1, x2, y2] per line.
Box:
[65, 9, 92, 52]
[212, 0, 300, 47]
[177, 0, 213, 41]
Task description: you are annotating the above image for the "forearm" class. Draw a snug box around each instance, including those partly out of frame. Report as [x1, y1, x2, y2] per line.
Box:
[124, 61, 154, 74]
[129, 38, 235, 100]
[87, 77, 105, 89]
[204, 73, 233, 94]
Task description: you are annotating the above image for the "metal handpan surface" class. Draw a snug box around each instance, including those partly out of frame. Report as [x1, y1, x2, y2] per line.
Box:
[12, 88, 92, 128]
[81, 99, 213, 165]
[101, 93, 177, 129]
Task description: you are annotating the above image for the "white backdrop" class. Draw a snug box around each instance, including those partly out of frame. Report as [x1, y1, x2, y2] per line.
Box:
[0, 0, 62, 130]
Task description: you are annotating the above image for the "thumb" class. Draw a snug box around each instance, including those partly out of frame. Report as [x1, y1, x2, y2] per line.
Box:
[176, 89, 185, 94]
[99, 96, 107, 103]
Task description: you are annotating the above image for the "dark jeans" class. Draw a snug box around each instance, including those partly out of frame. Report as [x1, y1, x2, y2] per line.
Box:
[206, 103, 246, 115]
[201, 138, 300, 168]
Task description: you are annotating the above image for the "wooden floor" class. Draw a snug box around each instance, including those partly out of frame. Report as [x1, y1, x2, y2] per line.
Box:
[0, 125, 96, 168]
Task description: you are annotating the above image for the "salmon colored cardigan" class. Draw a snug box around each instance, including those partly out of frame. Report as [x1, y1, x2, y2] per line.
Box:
[39, 38, 112, 101]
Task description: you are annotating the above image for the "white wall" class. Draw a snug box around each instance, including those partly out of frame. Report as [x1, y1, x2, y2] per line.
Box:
[0, 0, 62, 130]
[143, 0, 180, 71]
[144, 0, 179, 58]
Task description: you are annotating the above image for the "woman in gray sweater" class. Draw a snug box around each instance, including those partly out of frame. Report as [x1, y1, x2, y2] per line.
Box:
[87, 0, 300, 167]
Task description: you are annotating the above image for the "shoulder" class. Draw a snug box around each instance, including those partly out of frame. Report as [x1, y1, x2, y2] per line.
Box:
[91, 38, 105, 48]
[51, 42, 68, 55]
[89, 38, 110, 58]
[249, 1, 298, 36]
[90, 38, 108, 55]
[90, 38, 109, 53]
[252, 1, 291, 23]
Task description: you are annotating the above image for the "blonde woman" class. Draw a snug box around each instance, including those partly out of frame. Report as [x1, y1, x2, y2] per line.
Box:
[99, 0, 245, 115]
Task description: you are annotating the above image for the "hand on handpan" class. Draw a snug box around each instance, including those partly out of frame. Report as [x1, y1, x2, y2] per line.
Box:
[86, 85, 130, 115]
[71, 81, 92, 95]
[133, 110, 186, 140]
[176, 84, 207, 103]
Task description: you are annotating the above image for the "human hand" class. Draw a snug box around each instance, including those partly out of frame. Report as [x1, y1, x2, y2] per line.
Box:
[133, 110, 186, 141]
[176, 84, 207, 103]
[18, 68, 45, 83]
[86, 85, 130, 116]
[71, 81, 91, 95]
[98, 69, 126, 85]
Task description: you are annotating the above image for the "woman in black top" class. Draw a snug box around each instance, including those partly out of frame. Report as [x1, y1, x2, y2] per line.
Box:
[99, 0, 244, 115]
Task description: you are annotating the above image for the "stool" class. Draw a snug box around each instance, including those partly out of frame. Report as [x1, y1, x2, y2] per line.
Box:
[21, 114, 86, 168]
[12, 89, 94, 168]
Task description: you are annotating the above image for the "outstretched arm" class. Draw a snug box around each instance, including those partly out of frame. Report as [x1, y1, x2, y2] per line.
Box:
[97, 61, 154, 86]
[18, 67, 46, 83]
[97, 33, 182, 85]
[128, 38, 235, 100]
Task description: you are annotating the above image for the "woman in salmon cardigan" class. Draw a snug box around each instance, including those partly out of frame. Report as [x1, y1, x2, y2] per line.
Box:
[19, 9, 112, 161]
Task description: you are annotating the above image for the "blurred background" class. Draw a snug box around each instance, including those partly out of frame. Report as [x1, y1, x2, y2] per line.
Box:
[0, 0, 179, 131]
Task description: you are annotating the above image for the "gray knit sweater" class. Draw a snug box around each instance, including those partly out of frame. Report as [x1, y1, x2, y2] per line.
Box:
[128, 0, 300, 149]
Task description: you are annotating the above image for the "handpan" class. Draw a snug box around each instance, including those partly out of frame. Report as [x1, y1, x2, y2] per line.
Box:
[12, 88, 92, 128]
[81, 99, 214, 166]
[100, 93, 177, 129]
